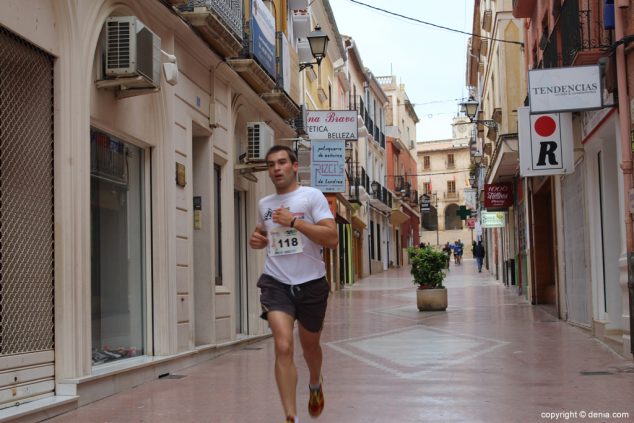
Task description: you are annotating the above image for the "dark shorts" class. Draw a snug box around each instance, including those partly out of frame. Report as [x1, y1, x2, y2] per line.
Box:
[257, 274, 330, 333]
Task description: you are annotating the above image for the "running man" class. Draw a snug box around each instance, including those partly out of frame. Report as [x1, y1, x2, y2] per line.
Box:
[249, 145, 338, 423]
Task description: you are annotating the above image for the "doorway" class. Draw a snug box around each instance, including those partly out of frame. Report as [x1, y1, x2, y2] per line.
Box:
[234, 190, 249, 335]
[530, 179, 558, 309]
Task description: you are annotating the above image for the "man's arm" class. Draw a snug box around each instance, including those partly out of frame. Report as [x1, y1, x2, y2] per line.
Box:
[293, 217, 338, 249]
[271, 207, 338, 249]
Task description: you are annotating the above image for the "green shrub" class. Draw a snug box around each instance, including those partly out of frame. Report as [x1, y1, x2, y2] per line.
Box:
[407, 246, 447, 289]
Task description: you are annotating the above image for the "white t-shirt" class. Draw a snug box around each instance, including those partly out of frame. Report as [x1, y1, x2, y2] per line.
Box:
[257, 186, 333, 285]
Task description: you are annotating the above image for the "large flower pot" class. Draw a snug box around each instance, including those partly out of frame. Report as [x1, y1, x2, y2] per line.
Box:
[416, 287, 447, 311]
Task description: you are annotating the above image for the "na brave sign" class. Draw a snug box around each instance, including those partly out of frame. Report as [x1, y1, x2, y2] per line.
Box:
[528, 65, 602, 113]
[518, 107, 574, 177]
[306, 110, 358, 140]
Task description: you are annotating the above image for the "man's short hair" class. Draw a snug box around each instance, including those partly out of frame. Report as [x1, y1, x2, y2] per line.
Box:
[265, 145, 298, 164]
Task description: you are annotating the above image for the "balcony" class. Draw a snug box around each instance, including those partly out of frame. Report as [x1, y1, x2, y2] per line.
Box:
[180, 0, 243, 58]
[369, 181, 392, 212]
[346, 164, 370, 204]
[559, 0, 613, 66]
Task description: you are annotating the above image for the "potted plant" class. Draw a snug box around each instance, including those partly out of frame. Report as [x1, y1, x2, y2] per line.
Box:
[408, 246, 448, 311]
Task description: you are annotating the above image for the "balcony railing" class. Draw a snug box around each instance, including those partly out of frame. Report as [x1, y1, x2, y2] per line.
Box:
[560, 0, 612, 66]
[182, 0, 243, 40]
[347, 164, 369, 203]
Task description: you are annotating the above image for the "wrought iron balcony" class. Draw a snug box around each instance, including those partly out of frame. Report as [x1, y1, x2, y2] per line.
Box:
[179, 0, 243, 57]
[346, 163, 369, 204]
[559, 0, 612, 66]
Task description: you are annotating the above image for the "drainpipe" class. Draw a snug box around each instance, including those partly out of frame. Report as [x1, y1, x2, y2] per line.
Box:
[614, 0, 634, 355]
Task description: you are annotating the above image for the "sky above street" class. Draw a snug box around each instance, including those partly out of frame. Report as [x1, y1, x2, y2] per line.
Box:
[329, 0, 475, 141]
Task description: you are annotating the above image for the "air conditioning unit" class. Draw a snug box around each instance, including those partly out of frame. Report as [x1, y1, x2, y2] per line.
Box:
[247, 122, 275, 161]
[104, 16, 161, 89]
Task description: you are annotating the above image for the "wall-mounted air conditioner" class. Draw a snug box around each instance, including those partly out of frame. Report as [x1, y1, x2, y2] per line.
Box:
[247, 122, 274, 161]
[103, 16, 161, 90]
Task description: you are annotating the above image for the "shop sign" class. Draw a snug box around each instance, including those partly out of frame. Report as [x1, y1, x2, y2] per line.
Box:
[464, 188, 477, 210]
[481, 211, 506, 228]
[311, 140, 345, 193]
[251, 0, 276, 78]
[528, 65, 602, 113]
[419, 193, 431, 213]
[484, 183, 513, 210]
[306, 110, 358, 140]
[518, 107, 574, 176]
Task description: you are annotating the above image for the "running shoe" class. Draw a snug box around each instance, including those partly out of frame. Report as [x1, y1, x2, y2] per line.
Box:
[308, 378, 324, 417]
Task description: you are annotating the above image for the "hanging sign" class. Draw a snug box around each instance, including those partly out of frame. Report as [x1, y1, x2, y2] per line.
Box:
[306, 110, 358, 140]
[311, 140, 345, 193]
[528, 65, 602, 113]
[481, 211, 506, 228]
[518, 107, 574, 177]
[484, 183, 513, 210]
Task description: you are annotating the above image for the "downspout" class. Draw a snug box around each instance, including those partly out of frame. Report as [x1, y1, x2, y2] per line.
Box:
[614, 0, 634, 355]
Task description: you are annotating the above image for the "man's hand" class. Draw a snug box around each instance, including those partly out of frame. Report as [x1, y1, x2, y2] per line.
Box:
[249, 224, 268, 249]
[272, 206, 294, 227]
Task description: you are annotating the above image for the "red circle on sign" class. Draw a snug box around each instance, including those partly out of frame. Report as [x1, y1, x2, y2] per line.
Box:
[534, 116, 557, 137]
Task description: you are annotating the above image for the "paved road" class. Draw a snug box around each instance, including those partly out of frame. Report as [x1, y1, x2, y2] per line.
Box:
[47, 260, 634, 422]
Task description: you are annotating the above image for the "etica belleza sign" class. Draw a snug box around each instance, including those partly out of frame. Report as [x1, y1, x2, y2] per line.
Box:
[484, 183, 513, 210]
[528, 65, 602, 114]
[306, 110, 358, 140]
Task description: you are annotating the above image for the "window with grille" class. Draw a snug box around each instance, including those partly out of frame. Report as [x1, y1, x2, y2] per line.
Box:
[423, 155, 430, 169]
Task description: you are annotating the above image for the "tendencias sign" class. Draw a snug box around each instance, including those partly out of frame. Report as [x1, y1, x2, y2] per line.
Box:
[528, 65, 602, 113]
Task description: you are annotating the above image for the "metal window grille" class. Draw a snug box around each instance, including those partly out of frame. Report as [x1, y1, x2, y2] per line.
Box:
[0, 26, 55, 355]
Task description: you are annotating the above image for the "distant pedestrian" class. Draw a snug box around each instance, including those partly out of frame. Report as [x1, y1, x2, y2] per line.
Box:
[249, 145, 338, 423]
[442, 242, 452, 269]
[474, 241, 486, 272]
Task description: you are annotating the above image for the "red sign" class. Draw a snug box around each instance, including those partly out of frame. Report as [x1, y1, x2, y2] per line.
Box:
[484, 183, 513, 210]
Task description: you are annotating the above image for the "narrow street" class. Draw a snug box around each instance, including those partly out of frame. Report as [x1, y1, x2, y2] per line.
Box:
[45, 261, 633, 423]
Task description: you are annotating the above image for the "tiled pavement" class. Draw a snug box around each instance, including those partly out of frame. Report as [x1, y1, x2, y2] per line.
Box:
[46, 260, 634, 422]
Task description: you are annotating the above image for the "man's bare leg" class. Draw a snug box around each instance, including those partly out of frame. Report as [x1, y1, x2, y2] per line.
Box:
[267, 311, 297, 417]
[298, 323, 322, 386]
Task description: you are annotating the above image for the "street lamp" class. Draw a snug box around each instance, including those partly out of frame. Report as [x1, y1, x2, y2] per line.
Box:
[459, 96, 498, 129]
[299, 25, 329, 71]
[370, 180, 380, 199]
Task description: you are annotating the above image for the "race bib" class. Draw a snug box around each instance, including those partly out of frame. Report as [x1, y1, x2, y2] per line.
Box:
[268, 227, 303, 256]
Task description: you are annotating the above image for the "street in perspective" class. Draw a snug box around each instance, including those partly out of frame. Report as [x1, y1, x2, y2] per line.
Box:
[0, 0, 633, 422]
[44, 262, 633, 422]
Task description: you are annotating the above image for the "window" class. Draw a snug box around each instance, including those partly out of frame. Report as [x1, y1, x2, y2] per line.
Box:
[91, 129, 146, 365]
[423, 182, 431, 195]
[447, 180, 456, 194]
[328, 82, 332, 110]
[423, 155, 430, 169]
[447, 154, 455, 168]
[214, 164, 223, 285]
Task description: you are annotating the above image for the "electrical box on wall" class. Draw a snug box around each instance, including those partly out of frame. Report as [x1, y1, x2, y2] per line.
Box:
[247, 122, 274, 161]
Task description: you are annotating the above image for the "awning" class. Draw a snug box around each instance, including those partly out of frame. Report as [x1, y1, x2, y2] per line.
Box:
[389, 208, 409, 226]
